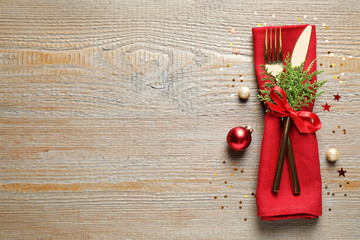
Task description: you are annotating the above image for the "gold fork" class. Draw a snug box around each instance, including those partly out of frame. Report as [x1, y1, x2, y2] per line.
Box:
[265, 28, 283, 74]
[264, 27, 300, 195]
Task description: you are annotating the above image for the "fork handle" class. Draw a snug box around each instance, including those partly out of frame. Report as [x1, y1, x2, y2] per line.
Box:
[272, 117, 291, 193]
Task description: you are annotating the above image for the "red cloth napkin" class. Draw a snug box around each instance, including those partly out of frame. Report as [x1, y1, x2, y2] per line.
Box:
[252, 25, 322, 221]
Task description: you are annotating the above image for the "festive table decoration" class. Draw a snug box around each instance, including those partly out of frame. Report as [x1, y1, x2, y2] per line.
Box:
[333, 93, 341, 101]
[227, 125, 253, 151]
[253, 24, 325, 221]
[232, 48, 240, 55]
[322, 102, 331, 111]
[337, 168, 346, 177]
[326, 148, 339, 162]
[238, 86, 251, 100]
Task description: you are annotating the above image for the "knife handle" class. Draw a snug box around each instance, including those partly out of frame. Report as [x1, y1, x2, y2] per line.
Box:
[286, 127, 300, 195]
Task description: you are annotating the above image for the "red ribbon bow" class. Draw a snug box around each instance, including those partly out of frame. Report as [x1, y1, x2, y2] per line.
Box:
[267, 86, 321, 133]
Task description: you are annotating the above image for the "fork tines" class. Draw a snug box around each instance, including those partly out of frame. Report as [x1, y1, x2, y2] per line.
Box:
[264, 28, 282, 64]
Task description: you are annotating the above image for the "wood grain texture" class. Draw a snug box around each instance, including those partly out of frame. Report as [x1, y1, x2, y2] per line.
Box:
[0, 0, 359, 239]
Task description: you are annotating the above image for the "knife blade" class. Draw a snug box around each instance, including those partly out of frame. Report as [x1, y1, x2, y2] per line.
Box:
[291, 25, 312, 67]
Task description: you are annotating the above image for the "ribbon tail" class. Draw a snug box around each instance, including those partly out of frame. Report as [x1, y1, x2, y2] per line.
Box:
[292, 111, 322, 133]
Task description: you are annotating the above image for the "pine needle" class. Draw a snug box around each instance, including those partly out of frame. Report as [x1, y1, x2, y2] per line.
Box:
[258, 53, 326, 112]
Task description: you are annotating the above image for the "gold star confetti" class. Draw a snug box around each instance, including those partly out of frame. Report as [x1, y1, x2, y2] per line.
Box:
[257, 23, 261, 27]
[231, 173, 234, 176]
[230, 185, 233, 189]
[244, 195, 248, 198]
[326, 26, 329, 29]
[230, 43, 233, 46]
[213, 173, 217, 176]
[229, 28, 236, 34]
[298, 18, 301, 21]
[232, 48, 240, 55]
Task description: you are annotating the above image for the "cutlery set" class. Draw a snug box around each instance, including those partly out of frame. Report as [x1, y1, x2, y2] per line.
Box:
[263, 26, 313, 195]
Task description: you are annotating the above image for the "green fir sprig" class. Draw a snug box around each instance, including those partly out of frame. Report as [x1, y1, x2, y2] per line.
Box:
[258, 53, 326, 112]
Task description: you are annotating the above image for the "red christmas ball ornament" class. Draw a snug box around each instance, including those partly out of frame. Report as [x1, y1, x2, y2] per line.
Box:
[227, 125, 253, 151]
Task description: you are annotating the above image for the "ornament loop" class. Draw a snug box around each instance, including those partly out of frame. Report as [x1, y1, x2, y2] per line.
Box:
[245, 125, 254, 133]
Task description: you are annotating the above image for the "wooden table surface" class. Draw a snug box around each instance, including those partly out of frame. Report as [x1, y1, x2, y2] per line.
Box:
[1, 1, 359, 239]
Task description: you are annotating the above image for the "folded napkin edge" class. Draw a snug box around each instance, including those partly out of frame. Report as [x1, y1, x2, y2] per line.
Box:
[252, 24, 315, 32]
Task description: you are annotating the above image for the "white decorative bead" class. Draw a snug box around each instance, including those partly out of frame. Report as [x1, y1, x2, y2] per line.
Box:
[238, 86, 250, 99]
[326, 148, 339, 162]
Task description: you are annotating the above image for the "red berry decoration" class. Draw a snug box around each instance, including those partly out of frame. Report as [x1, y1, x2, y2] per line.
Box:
[227, 125, 253, 151]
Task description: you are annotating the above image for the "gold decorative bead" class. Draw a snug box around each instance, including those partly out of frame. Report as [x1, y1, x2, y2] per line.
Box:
[326, 148, 339, 162]
[238, 86, 250, 99]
